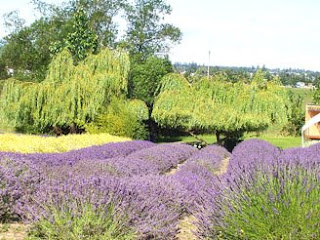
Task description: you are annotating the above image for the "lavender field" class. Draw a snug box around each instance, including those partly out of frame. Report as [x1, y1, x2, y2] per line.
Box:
[0, 139, 319, 239]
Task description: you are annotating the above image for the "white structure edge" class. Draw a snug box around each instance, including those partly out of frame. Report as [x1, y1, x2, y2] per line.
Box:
[301, 113, 320, 147]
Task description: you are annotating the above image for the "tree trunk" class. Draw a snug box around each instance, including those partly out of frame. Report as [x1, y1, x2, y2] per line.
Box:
[189, 131, 208, 146]
[148, 107, 157, 142]
[53, 126, 63, 137]
[70, 122, 77, 134]
[216, 131, 222, 145]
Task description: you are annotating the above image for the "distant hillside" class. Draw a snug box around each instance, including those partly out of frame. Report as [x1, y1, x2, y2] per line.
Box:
[174, 62, 320, 87]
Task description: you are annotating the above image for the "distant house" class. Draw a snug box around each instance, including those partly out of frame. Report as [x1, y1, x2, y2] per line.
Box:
[295, 82, 306, 88]
[7, 68, 14, 76]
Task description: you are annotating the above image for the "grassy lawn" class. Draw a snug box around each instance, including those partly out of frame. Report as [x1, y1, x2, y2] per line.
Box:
[245, 133, 301, 149]
[162, 132, 301, 149]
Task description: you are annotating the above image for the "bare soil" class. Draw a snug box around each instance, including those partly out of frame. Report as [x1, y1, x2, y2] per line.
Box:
[0, 224, 28, 240]
[175, 157, 230, 240]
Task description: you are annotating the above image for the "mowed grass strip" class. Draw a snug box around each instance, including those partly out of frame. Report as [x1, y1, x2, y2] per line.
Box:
[163, 133, 302, 149]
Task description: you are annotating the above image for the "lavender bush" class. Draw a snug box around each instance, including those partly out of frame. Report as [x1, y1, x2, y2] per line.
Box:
[124, 175, 186, 239]
[0, 158, 41, 222]
[197, 141, 320, 239]
[28, 203, 136, 240]
[172, 145, 230, 214]
[0, 140, 155, 168]
[109, 143, 197, 176]
[0, 141, 196, 238]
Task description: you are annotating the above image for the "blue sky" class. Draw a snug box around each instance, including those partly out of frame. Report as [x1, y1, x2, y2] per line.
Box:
[1, 0, 320, 70]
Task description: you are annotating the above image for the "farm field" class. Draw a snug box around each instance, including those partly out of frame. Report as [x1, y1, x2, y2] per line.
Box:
[1, 0, 320, 238]
[0, 136, 318, 239]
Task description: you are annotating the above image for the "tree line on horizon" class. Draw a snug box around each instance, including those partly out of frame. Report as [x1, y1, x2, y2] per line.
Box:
[174, 62, 320, 87]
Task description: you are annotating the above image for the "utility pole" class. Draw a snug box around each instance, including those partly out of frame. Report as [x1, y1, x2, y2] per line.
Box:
[208, 50, 211, 78]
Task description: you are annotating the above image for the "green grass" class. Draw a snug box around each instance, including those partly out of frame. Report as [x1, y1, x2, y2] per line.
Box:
[162, 132, 301, 149]
[245, 133, 301, 149]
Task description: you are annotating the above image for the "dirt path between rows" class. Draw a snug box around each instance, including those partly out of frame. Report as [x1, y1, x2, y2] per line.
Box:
[174, 157, 230, 240]
[0, 224, 28, 240]
[167, 160, 188, 175]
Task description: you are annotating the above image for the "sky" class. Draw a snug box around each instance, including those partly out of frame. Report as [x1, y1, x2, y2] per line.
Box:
[1, 0, 320, 71]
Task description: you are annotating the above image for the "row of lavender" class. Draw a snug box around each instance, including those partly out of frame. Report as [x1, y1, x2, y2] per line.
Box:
[0, 139, 231, 239]
[1, 139, 319, 239]
[1, 140, 230, 239]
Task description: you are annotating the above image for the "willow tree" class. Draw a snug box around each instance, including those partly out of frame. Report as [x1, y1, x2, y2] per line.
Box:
[0, 48, 130, 133]
[152, 73, 291, 148]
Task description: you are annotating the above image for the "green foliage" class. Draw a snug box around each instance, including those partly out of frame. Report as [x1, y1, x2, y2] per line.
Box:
[0, 0, 123, 81]
[124, 0, 182, 61]
[214, 166, 320, 239]
[1, 0, 181, 82]
[0, 48, 130, 133]
[0, 20, 50, 81]
[86, 98, 148, 139]
[79, 0, 128, 47]
[281, 90, 305, 136]
[28, 203, 135, 240]
[153, 72, 290, 140]
[313, 76, 320, 104]
[0, 9, 73, 81]
[58, 4, 98, 63]
[129, 56, 173, 106]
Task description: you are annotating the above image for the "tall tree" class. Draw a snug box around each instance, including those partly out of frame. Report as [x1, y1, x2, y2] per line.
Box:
[64, 4, 98, 63]
[124, 0, 182, 61]
[128, 56, 173, 141]
[0, 7, 73, 81]
[0, 0, 127, 81]
[0, 18, 56, 81]
[129, 56, 172, 106]
[79, 0, 128, 47]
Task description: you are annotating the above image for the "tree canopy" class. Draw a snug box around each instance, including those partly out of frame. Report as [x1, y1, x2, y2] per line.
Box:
[0, 48, 130, 133]
[0, 0, 181, 81]
[129, 55, 173, 106]
[152, 72, 291, 145]
[123, 0, 182, 61]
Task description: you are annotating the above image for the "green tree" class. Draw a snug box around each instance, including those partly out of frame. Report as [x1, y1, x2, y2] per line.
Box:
[80, 0, 128, 47]
[0, 0, 126, 81]
[152, 73, 290, 150]
[313, 76, 320, 104]
[123, 0, 182, 61]
[0, 48, 130, 133]
[129, 56, 172, 106]
[128, 56, 173, 141]
[281, 90, 304, 136]
[64, 5, 98, 63]
[0, 10, 73, 81]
